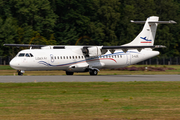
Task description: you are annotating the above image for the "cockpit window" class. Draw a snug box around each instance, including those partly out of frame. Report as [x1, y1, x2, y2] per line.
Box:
[18, 53, 34, 57]
[18, 53, 25, 57]
[25, 53, 30, 57]
[30, 53, 33, 57]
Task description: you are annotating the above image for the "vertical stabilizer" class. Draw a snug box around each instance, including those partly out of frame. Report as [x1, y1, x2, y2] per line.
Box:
[124, 16, 159, 46]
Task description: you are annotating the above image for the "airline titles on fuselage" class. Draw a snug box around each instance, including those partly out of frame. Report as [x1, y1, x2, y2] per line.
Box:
[35, 57, 47, 60]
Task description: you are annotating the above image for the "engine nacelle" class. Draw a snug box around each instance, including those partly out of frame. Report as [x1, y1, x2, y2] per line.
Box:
[82, 46, 103, 57]
[88, 47, 102, 57]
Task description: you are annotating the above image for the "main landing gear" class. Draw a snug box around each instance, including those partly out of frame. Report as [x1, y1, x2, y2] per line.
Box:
[66, 71, 74, 75]
[89, 69, 98, 75]
[65, 69, 98, 76]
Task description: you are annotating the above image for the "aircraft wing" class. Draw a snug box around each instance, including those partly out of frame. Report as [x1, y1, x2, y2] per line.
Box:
[102, 45, 164, 49]
[81, 45, 165, 57]
[102, 45, 165, 50]
[4, 44, 165, 50]
[101, 45, 165, 53]
[3, 44, 65, 49]
[3, 44, 45, 48]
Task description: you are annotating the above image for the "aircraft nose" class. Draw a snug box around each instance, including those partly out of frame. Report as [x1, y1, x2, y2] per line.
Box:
[10, 58, 20, 69]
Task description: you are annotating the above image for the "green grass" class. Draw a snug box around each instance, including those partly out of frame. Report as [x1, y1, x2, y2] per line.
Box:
[0, 65, 13, 70]
[0, 82, 180, 120]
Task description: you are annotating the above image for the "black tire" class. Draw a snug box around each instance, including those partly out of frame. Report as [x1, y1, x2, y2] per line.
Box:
[17, 70, 23, 76]
[89, 69, 98, 76]
[66, 71, 74, 75]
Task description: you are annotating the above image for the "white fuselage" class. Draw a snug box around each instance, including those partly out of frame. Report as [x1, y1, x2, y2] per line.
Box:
[10, 47, 159, 72]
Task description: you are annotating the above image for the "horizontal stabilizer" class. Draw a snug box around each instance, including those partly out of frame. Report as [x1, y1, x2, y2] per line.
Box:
[131, 20, 177, 24]
[154, 45, 166, 48]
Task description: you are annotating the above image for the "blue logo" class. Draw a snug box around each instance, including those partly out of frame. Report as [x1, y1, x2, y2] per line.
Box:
[140, 37, 152, 41]
[140, 37, 152, 43]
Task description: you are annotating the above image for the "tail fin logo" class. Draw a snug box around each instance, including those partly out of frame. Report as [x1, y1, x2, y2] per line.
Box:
[140, 37, 152, 43]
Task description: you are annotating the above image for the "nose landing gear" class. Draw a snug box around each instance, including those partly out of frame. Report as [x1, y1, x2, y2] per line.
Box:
[17, 70, 25, 76]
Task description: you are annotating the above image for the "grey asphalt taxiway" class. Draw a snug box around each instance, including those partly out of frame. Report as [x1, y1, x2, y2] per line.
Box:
[0, 75, 179, 83]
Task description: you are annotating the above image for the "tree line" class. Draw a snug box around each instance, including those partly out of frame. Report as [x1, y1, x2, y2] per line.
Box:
[0, 0, 180, 57]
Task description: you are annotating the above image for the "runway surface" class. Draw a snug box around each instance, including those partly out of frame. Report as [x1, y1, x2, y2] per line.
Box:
[0, 75, 179, 83]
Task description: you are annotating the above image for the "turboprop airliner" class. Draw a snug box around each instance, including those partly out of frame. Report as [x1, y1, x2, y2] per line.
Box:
[4, 16, 176, 75]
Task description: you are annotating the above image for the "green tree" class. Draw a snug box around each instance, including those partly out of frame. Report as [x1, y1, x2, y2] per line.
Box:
[0, 0, 180, 58]
[88, 0, 121, 45]
[11, 0, 58, 39]
[53, 0, 93, 45]
[29, 31, 57, 45]
[154, 0, 180, 56]
[0, 17, 18, 56]
[118, 0, 156, 45]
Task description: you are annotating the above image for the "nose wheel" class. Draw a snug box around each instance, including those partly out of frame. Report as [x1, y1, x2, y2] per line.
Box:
[17, 70, 24, 76]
